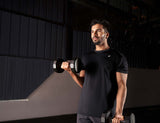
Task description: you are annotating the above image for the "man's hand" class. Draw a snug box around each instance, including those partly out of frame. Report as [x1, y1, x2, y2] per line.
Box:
[112, 114, 124, 123]
[61, 61, 72, 72]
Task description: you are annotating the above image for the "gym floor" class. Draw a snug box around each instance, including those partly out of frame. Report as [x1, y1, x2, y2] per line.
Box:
[2, 105, 160, 123]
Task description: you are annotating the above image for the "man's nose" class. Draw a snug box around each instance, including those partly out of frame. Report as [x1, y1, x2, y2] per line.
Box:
[93, 31, 97, 36]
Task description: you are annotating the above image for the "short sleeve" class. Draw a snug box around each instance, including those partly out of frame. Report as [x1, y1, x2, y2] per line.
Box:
[116, 54, 128, 73]
[80, 55, 86, 70]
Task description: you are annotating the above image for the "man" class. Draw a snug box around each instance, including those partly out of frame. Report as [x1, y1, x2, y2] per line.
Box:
[61, 19, 128, 123]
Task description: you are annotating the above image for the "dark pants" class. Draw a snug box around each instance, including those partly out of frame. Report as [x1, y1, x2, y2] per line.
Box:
[77, 114, 101, 123]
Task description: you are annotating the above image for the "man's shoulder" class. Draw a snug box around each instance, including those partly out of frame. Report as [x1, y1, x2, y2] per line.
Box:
[109, 48, 125, 58]
[109, 49, 128, 65]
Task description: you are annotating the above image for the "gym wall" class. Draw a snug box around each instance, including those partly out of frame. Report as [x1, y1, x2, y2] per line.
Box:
[0, 0, 68, 100]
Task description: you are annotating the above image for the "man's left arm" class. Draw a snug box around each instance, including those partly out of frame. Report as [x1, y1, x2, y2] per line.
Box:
[112, 72, 128, 122]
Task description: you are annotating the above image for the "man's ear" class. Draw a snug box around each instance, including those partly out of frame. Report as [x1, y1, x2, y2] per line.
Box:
[105, 32, 109, 39]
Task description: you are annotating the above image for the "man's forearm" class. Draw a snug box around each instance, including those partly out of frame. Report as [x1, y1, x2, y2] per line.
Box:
[115, 83, 127, 115]
[68, 71, 84, 88]
[61, 61, 84, 88]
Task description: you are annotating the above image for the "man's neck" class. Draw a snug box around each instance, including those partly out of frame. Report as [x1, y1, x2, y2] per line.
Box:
[95, 42, 110, 51]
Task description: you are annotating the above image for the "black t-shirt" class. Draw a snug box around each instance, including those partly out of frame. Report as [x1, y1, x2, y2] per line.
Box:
[78, 48, 128, 117]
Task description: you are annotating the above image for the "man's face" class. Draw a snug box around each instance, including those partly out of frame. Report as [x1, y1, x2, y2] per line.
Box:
[91, 24, 108, 45]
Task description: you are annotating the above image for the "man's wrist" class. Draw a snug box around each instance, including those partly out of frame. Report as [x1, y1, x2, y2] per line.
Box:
[115, 112, 123, 116]
[115, 109, 123, 115]
[68, 69, 73, 74]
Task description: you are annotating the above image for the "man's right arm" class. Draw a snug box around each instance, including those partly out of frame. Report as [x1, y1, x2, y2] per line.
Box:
[68, 70, 85, 88]
[61, 61, 85, 88]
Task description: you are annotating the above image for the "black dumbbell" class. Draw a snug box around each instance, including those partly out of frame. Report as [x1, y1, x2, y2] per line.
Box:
[53, 58, 82, 73]
[101, 112, 135, 123]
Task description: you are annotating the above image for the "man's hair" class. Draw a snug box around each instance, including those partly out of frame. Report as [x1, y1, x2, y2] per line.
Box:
[90, 19, 111, 33]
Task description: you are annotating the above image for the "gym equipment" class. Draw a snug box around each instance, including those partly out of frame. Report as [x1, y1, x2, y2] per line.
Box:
[53, 58, 82, 73]
[101, 112, 135, 123]
[53, 58, 64, 73]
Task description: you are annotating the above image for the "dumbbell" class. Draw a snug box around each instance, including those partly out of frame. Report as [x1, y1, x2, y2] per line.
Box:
[53, 58, 82, 73]
[101, 112, 135, 123]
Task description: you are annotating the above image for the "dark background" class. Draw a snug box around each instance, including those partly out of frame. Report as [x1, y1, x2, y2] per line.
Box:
[0, 0, 160, 122]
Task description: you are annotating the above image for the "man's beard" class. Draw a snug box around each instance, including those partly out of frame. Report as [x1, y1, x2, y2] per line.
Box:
[92, 34, 107, 46]
[92, 37, 104, 45]
[93, 40, 101, 45]
[92, 36, 101, 45]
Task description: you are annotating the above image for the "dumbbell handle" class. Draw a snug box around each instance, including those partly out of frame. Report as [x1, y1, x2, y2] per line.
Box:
[65, 60, 74, 69]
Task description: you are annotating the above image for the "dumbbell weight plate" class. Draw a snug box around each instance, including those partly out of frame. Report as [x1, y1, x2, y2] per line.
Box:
[70, 58, 82, 73]
[75, 58, 82, 73]
[53, 58, 64, 73]
[130, 113, 135, 123]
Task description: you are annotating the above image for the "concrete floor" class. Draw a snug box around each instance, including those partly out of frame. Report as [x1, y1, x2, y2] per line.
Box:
[2, 105, 160, 123]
